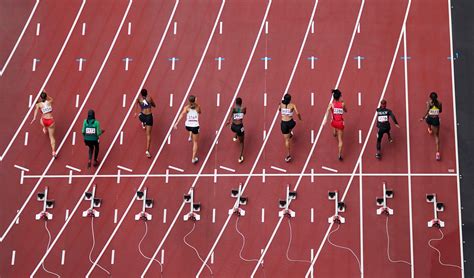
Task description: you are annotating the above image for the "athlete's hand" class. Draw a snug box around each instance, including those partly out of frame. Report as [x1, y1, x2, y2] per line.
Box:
[101, 129, 105, 133]
[173, 124, 178, 130]
[395, 124, 400, 128]
[133, 113, 137, 118]
[226, 121, 230, 126]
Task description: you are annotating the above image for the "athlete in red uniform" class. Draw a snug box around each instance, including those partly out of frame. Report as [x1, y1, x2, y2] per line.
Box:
[31, 92, 57, 157]
[325, 89, 347, 160]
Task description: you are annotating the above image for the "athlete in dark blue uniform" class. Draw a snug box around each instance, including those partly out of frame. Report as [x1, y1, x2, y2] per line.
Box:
[226, 97, 246, 163]
[135, 89, 155, 158]
[375, 99, 399, 159]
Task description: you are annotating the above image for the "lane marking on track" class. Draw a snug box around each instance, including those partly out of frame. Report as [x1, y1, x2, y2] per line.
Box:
[65, 165, 81, 172]
[321, 166, 338, 173]
[119, 131, 124, 145]
[219, 21, 223, 34]
[308, 55, 318, 69]
[359, 129, 362, 144]
[76, 58, 85, 71]
[163, 209, 167, 223]
[15, 210, 19, 224]
[117, 165, 132, 172]
[311, 129, 314, 143]
[216, 57, 224, 71]
[311, 92, 315, 106]
[219, 165, 235, 173]
[165, 169, 169, 183]
[65, 209, 69, 221]
[357, 22, 360, 33]
[167, 134, 171, 144]
[354, 55, 364, 69]
[169, 57, 179, 70]
[264, 92, 267, 107]
[214, 168, 218, 183]
[265, 21, 268, 34]
[270, 166, 287, 173]
[0, 0, 86, 161]
[81, 22, 86, 35]
[0, 0, 40, 76]
[358, 92, 361, 106]
[75, 94, 80, 108]
[72, 132, 76, 145]
[217, 93, 220, 106]
[311, 168, 314, 182]
[211, 252, 214, 264]
[169, 93, 173, 107]
[261, 56, 271, 70]
[311, 208, 314, 223]
[11, 250, 16, 265]
[32, 58, 39, 71]
[14, 165, 29, 172]
[359, 160, 364, 275]
[128, 22, 132, 35]
[311, 20, 314, 33]
[122, 94, 127, 107]
[24, 132, 28, 146]
[114, 209, 118, 224]
[212, 208, 216, 223]
[36, 23, 40, 36]
[262, 169, 266, 183]
[168, 165, 184, 172]
[29, 95, 33, 108]
[161, 250, 165, 264]
[61, 250, 66, 265]
[111, 250, 115, 265]
[263, 130, 266, 141]
[123, 57, 132, 71]
[173, 21, 177, 35]
[261, 208, 265, 223]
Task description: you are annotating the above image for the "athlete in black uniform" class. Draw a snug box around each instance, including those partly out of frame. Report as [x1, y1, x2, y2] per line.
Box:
[134, 89, 156, 158]
[226, 97, 246, 163]
[375, 99, 399, 159]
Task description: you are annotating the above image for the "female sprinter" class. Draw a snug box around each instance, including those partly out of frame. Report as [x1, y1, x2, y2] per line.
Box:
[325, 89, 347, 160]
[279, 94, 302, 162]
[175, 95, 201, 164]
[82, 110, 103, 168]
[135, 88, 155, 158]
[421, 92, 442, 160]
[31, 91, 57, 157]
[226, 97, 246, 163]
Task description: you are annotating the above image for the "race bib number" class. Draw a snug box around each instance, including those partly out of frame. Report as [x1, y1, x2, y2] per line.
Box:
[41, 106, 52, 114]
[233, 112, 244, 120]
[85, 128, 96, 135]
[378, 115, 388, 122]
[428, 109, 439, 116]
[333, 108, 344, 114]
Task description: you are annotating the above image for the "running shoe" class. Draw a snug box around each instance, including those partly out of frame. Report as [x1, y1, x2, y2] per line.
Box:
[192, 157, 199, 164]
[145, 150, 152, 158]
[435, 152, 441, 161]
[375, 153, 382, 159]
[87, 161, 91, 168]
[93, 160, 99, 167]
[427, 127, 433, 135]
[52, 151, 57, 158]
[285, 155, 292, 163]
[238, 156, 244, 163]
[388, 137, 393, 143]
[338, 154, 343, 161]
[232, 136, 238, 142]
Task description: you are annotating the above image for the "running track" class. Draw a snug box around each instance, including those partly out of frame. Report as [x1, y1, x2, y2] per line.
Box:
[0, 0, 464, 277]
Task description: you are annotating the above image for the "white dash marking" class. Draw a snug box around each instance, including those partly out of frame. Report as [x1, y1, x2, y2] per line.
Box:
[358, 129, 362, 144]
[124, 58, 129, 71]
[219, 21, 223, 34]
[117, 165, 132, 172]
[357, 22, 360, 33]
[127, 22, 132, 35]
[219, 166, 235, 173]
[167, 134, 171, 145]
[261, 208, 265, 222]
[214, 168, 217, 183]
[168, 165, 184, 172]
[311, 20, 314, 33]
[117, 170, 121, 184]
[161, 249, 165, 264]
[29, 95, 33, 108]
[111, 250, 115, 265]
[321, 166, 338, 173]
[216, 93, 220, 107]
[173, 21, 177, 35]
[65, 209, 69, 221]
[311, 130, 314, 144]
[357, 56, 361, 69]
[163, 209, 167, 223]
[211, 252, 214, 264]
[263, 130, 266, 141]
[165, 169, 169, 183]
[120, 131, 124, 145]
[262, 169, 266, 183]
[265, 21, 268, 34]
[36, 23, 40, 36]
[169, 93, 173, 107]
[72, 132, 76, 145]
[65, 165, 81, 172]
[14, 165, 30, 172]
[448, 169, 455, 173]
[122, 94, 126, 107]
[75, 94, 80, 108]
[311, 168, 314, 183]
[114, 209, 118, 224]
[311, 92, 315, 106]
[78, 58, 83, 71]
[263, 93, 267, 107]
[81, 22, 86, 36]
[24, 132, 28, 146]
[15, 210, 19, 224]
[11, 250, 16, 265]
[270, 165, 287, 173]
[61, 250, 66, 265]
[32, 58, 38, 71]
[358, 92, 361, 106]
[212, 208, 216, 223]
[311, 208, 314, 223]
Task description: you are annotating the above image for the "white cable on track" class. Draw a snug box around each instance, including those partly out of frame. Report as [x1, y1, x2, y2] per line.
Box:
[427, 228, 462, 270]
[385, 216, 410, 265]
[89, 218, 111, 276]
[235, 217, 259, 263]
[327, 224, 361, 272]
[286, 218, 311, 264]
[42, 221, 61, 278]
[183, 222, 213, 275]
[138, 221, 163, 274]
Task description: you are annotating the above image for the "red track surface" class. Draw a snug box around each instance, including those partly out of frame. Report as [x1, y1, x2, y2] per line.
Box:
[0, 0, 464, 277]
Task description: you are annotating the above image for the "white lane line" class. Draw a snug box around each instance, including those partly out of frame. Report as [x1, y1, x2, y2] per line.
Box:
[359, 160, 364, 276]
[212, 208, 216, 223]
[358, 129, 362, 144]
[15, 210, 19, 224]
[77, 58, 84, 71]
[216, 57, 223, 70]
[161, 250, 165, 265]
[214, 168, 218, 183]
[24, 132, 28, 146]
[311, 20, 314, 33]
[0, 0, 86, 162]
[311, 129, 314, 143]
[119, 131, 124, 145]
[357, 22, 360, 33]
[310, 208, 314, 223]
[311, 92, 314, 106]
[261, 208, 265, 223]
[165, 169, 169, 183]
[65, 209, 69, 221]
[32, 58, 38, 71]
[262, 168, 266, 183]
[163, 209, 167, 223]
[128, 22, 132, 35]
[36, 23, 40, 36]
[217, 93, 220, 107]
[168, 165, 184, 172]
[75, 94, 80, 108]
[11, 250, 16, 265]
[117, 165, 132, 172]
[270, 165, 287, 173]
[114, 209, 118, 224]
[14, 165, 29, 172]
[29, 95, 33, 108]
[219, 21, 223, 34]
[169, 93, 173, 107]
[311, 168, 314, 183]
[265, 21, 268, 34]
[219, 165, 235, 173]
[72, 132, 76, 145]
[306, 2, 412, 275]
[0, 0, 40, 76]
[173, 21, 177, 35]
[211, 252, 214, 264]
[61, 250, 66, 265]
[122, 94, 126, 107]
[263, 130, 266, 141]
[167, 134, 171, 144]
[111, 250, 115, 265]
[81, 22, 86, 36]
[65, 165, 81, 172]
[321, 166, 338, 173]
[358, 92, 361, 106]
[263, 92, 267, 107]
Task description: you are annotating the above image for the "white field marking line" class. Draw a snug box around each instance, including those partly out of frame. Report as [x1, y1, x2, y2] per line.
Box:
[163, 209, 167, 223]
[114, 209, 118, 224]
[261, 208, 265, 223]
[402, 26, 415, 277]
[251, 0, 363, 274]
[169, 93, 173, 107]
[122, 94, 127, 107]
[23, 172, 458, 180]
[61, 250, 66, 265]
[311, 208, 314, 223]
[311, 20, 314, 33]
[305, 2, 412, 276]
[0, 0, 40, 76]
[36, 23, 40, 36]
[219, 165, 235, 173]
[263, 92, 267, 106]
[448, 0, 465, 274]
[0, 0, 86, 161]
[359, 160, 364, 277]
[168, 165, 184, 172]
[128, 22, 132, 35]
[321, 166, 338, 173]
[72, 131, 76, 145]
[311, 92, 314, 106]
[32, 58, 38, 71]
[117, 165, 132, 172]
[358, 91, 362, 106]
[219, 21, 223, 34]
[65, 165, 81, 172]
[212, 208, 216, 223]
[24, 132, 28, 146]
[29, 94, 33, 107]
[144, 1, 271, 276]
[81, 22, 86, 35]
[26, 0, 134, 273]
[75, 94, 80, 107]
[119, 131, 124, 145]
[270, 165, 286, 173]
[358, 129, 362, 144]
[33, 0, 177, 273]
[65, 209, 69, 221]
[111, 250, 115, 264]
[217, 93, 220, 106]
[14, 165, 29, 172]
[173, 21, 177, 35]
[11, 250, 16, 265]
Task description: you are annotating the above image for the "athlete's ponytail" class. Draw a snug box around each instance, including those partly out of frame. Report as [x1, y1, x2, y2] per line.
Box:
[40, 92, 47, 102]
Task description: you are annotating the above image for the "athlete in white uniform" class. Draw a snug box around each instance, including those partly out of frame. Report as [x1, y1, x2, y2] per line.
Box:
[175, 95, 201, 164]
